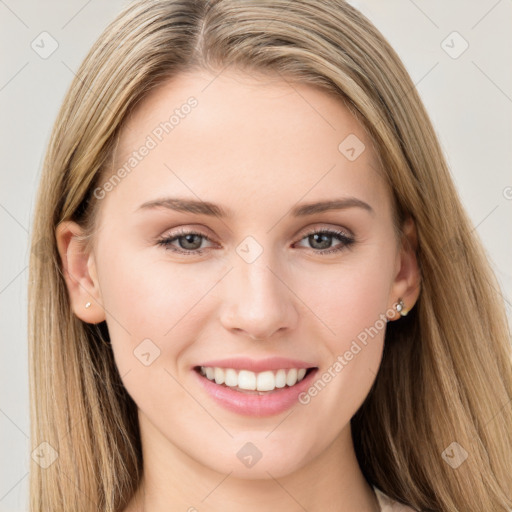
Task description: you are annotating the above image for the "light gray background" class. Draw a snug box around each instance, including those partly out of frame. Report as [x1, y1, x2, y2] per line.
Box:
[1, 1, 511, 510]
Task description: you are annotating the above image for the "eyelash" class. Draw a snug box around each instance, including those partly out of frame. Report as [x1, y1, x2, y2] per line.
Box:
[156, 227, 355, 256]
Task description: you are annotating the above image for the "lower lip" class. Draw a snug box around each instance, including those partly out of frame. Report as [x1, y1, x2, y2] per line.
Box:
[192, 368, 318, 417]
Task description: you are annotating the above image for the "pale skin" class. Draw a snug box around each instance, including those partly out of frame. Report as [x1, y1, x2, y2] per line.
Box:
[56, 69, 420, 511]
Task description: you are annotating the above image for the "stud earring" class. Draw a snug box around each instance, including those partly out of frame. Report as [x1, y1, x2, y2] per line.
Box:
[85, 302, 91, 309]
[396, 298, 408, 317]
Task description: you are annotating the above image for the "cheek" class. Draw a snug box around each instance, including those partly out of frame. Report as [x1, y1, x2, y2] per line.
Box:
[95, 251, 218, 426]
[296, 251, 395, 353]
[293, 305, 388, 445]
[95, 244, 223, 371]
[291, 247, 395, 411]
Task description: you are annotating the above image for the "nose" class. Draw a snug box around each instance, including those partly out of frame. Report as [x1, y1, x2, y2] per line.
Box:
[219, 257, 298, 341]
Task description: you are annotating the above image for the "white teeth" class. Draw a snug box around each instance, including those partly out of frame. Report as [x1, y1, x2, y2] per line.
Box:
[199, 366, 310, 392]
[286, 368, 298, 386]
[214, 367, 225, 385]
[275, 369, 287, 388]
[238, 370, 256, 390]
[256, 371, 275, 391]
[224, 368, 238, 387]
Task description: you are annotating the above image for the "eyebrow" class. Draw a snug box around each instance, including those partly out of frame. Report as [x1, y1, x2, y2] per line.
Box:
[136, 196, 374, 217]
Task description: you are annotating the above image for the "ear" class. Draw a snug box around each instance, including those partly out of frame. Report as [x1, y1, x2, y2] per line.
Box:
[55, 221, 106, 324]
[387, 216, 421, 321]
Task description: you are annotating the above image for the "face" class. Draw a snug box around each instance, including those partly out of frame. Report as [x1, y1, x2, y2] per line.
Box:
[63, 68, 415, 481]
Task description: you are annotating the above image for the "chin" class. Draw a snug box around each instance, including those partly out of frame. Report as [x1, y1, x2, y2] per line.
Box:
[199, 440, 314, 481]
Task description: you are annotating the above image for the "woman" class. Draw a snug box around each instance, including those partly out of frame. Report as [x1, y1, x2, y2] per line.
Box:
[28, 0, 512, 511]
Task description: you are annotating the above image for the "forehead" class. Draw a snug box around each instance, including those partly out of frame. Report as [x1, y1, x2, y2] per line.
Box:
[101, 68, 389, 222]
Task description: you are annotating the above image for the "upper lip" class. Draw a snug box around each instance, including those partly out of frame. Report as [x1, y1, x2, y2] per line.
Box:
[195, 357, 318, 373]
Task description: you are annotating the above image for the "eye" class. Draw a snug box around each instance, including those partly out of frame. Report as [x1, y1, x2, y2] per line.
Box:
[156, 227, 355, 256]
[156, 228, 215, 256]
[294, 228, 355, 255]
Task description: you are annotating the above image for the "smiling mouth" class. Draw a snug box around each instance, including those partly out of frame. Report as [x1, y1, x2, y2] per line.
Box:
[194, 366, 317, 394]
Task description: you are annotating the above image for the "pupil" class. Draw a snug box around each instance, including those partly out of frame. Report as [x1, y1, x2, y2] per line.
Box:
[181, 234, 201, 249]
[311, 233, 331, 249]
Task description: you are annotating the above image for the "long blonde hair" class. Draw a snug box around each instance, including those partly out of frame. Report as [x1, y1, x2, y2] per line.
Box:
[28, 0, 512, 510]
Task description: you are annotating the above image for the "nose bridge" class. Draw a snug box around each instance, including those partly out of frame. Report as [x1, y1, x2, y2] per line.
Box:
[239, 256, 282, 306]
[220, 248, 297, 339]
